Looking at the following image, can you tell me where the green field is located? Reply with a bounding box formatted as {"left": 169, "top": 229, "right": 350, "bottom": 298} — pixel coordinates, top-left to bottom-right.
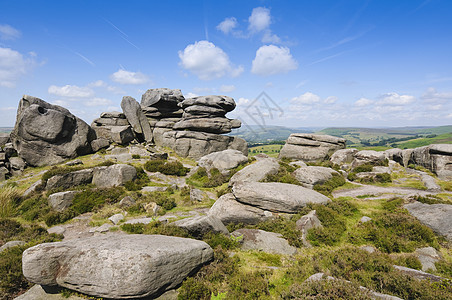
{"left": 248, "top": 144, "right": 283, "bottom": 157}
{"left": 395, "top": 132, "right": 452, "bottom": 149}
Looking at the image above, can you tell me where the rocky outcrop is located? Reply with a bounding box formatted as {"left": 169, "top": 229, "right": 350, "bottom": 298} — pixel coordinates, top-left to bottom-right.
{"left": 330, "top": 148, "right": 358, "bottom": 165}
{"left": 45, "top": 169, "right": 94, "bottom": 191}
{"left": 11, "top": 95, "right": 94, "bottom": 166}
{"left": 198, "top": 149, "right": 248, "bottom": 174}
{"left": 279, "top": 134, "right": 346, "bottom": 162}
{"left": 415, "top": 247, "right": 442, "bottom": 271}
{"left": 296, "top": 210, "right": 322, "bottom": 247}
{"left": 0, "top": 132, "right": 10, "bottom": 146}
{"left": 172, "top": 215, "right": 229, "bottom": 238}
{"left": 22, "top": 234, "right": 213, "bottom": 299}
{"left": 92, "top": 164, "right": 137, "bottom": 188}
{"left": 121, "top": 96, "right": 153, "bottom": 142}
{"left": 351, "top": 150, "right": 386, "bottom": 168}
{"left": 229, "top": 157, "right": 279, "bottom": 186}
{"left": 48, "top": 191, "right": 80, "bottom": 211}
{"left": 404, "top": 201, "right": 452, "bottom": 241}
{"left": 232, "top": 182, "right": 331, "bottom": 213}
{"left": 410, "top": 144, "right": 452, "bottom": 179}
{"left": 293, "top": 166, "right": 339, "bottom": 189}
{"left": 231, "top": 229, "right": 297, "bottom": 255}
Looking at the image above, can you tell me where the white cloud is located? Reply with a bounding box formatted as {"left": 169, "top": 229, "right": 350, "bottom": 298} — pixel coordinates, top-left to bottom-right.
{"left": 110, "top": 69, "right": 149, "bottom": 85}
{"left": 251, "top": 45, "right": 298, "bottom": 76}
{"left": 178, "top": 40, "right": 243, "bottom": 80}
{"left": 355, "top": 97, "right": 374, "bottom": 107}
{"left": 107, "top": 85, "right": 126, "bottom": 95}
{"left": 220, "top": 85, "right": 236, "bottom": 93}
{"left": 377, "top": 92, "right": 415, "bottom": 105}
{"left": 447, "top": 113, "right": 452, "bottom": 119}
{"left": 48, "top": 85, "right": 94, "bottom": 98}
{"left": 85, "top": 97, "right": 113, "bottom": 107}
{"left": 324, "top": 96, "right": 338, "bottom": 104}
{"left": 193, "top": 87, "right": 214, "bottom": 94}
{"left": 0, "top": 47, "right": 36, "bottom": 88}
{"left": 184, "top": 92, "right": 198, "bottom": 99}
{"left": 262, "top": 30, "right": 281, "bottom": 44}
{"left": 88, "top": 80, "right": 106, "bottom": 87}
{"left": 248, "top": 7, "right": 271, "bottom": 33}
{"left": 291, "top": 92, "right": 321, "bottom": 104}
{"left": 375, "top": 105, "right": 404, "bottom": 113}
{"left": 0, "top": 24, "right": 21, "bottom": 40}
{"left": 216, "top": 17, "right": 238, "bottom": 34}
{"left": 237, "top": 97, "right": 250, "bottom": 106}
{"left": 421, "top": 87, "right": 452, "bottom": 103}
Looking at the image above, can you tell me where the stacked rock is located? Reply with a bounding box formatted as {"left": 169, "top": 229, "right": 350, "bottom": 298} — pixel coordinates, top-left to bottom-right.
{"left": 279, "top": 134, "right": 346, "bottom": 162}
{"left": 91, "top": 112, "right": 134, "bottom": 145}
{"left": 140, "top": 88, "right": 184, "bottom": 145}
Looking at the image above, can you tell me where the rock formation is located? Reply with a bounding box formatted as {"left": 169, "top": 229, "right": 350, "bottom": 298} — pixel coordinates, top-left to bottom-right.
{"left": 11, "top": 95, "right": 95, "bottom": 166}
{"left": 279, "top": 133, "right": 346, "bottom": 162}
{"left": 91, "top": 111, "right": 134, "bottom": 145}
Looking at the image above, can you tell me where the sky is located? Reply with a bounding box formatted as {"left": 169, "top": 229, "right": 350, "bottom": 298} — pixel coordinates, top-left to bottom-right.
{"left": 1, "top": 0, "right": 452, "bottom": 129}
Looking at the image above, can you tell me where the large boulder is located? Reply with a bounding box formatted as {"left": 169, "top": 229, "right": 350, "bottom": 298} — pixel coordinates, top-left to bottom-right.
{"left": 279, "top": 134, "right": 346, "bottom": 162}
{"left": 92, "top": 164, "right": 137, "bottom": 187}
{"left": 351, "top": 150, "right": 386, "bottom": 168}
{"left": 293, "top": 166, "right": 339, "bottom": 189}
{"left": 231, "top": 229, "right": 297, "bottom": 255}
{"left": 330, "top": 148, "right": 358, "bottom": 165}
{"left": 45, "top": 169, "right": 94, "bottom": 191}
{"left": 121, "top": 96, "right": 153, "bottom": 142}
{"left": 208, "top": 193, "right": 273, "bottom": 225}
{"left": 172, "top": 215, "right": 229, "bottom": 238}
{"left": 11, "top": 95, "right": 94, "bottom": 166}
{"left": 404, "top": 201, "right": 452, "bottom": 241}
{"left": 232, "top": 182, "right": 331, "bottom": 213}
{"left": 0, "top": 132, "right": 10, "bottom": 146}
{"left": 48, "top": 191, "right": 80, "bottom": 211}
{"left": 178, "top": 95, "right": 236, "bottom": 112}
{"left": 173, "top": 117, "right": 234, "bottom": 134}
{"left": 22, "top": 234, "right": 213, "bottom": 299}
{"left": 411, "top": 144, "right": 452, "bottom": 180}
{"left": 198, "top": 149, "right": 248, "bottom": 174}
{"left": 141, "top": 88, "right": 184, "bottom": 108}
{"left": 229, "top": 157, "right": 279, "bottom": 186}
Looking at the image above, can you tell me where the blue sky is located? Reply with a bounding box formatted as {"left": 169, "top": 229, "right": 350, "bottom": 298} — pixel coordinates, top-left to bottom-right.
{"left": 1, "top": 0, "right": 451, "bottom": 128}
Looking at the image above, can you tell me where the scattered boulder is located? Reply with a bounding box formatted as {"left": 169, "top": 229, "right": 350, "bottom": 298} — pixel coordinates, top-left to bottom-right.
{"left": 279, "top": 134, "right": 346, "bottom": 162}
{"left": 108, "top": 213, "right": 125, "bottom": 225}
{"left": 208, "top": 193, "right": 273, "bottom": 225}
{"left": 229, "top": 157, "right": 279, "bottom": 186}
{"left": 92, "top": 164, "right": 137, "bottom": 188}
{"left": 330, "top": 148, "right": 358, "bottom": 165}
{"left": 296, "top": 210, "right": 322, "bottom": 247}
{"left": 198, "top": 149, "right": 248, "bottom": 174}
{"left": 48, "top": 191, "right": 80, "bottom": 211}
{"left": 90, "top": 138, "right": 110, "bottom": 152}
{"left": 360, "top": 216, "right": 372, "bottom": 223}
{"left": 293, "top": 166, "right": 339, "bottom": 189}
{"left": 45, "top": 169, "right": 94, "bottom": 191}
{"left": 0, "top": 240, "right": 25, "bottom": 252}
{"left": 143, "top": 202, "right": 160, "bottom": 215}
{"left": 119, "top": 196, "right": 136, "bottom": 208}
{"left": 231, "top": 229, "right": 297, "bottom": 255}
{"left": 352, "top": 150, "right": 386, "bottom": 168}
{"left": 409, "top": 144, "right": 452, "bottom": 180}
{"left": 121, "top": 96, "right": 153, "bottom": 142}
{"left": 415, "top": 247, "right": 442, "bottom": 272}
{"left": 22, "top": 234, "right": 213, "bottom": 299}
{"left": 14, "top": 284, "right": 85, "bottom": 300}
{"left": 404, "top": 201, "right": 452, "bottom": 241}
{"left": 110, "top": 125, "right": 135, "bottom": 145}
{"left": 65, "top": 159, "right": 83, "bottom": 166}
{"left": 190, "top": 188, "right": 205, "bottom": 202}
{"left": 393, "top": 265, "right": 445, "bottom": 282}
{"left": 0, "top": 132, "right": 10, "bottom": 146}
{"left": 232, "top": 182, "right": 331, "bottom": 213}
{"left": 11, "top": 95, "right": 94, "bottom": 166}
{"left": 172, "top": 215, "right": 229, "bottom": 238}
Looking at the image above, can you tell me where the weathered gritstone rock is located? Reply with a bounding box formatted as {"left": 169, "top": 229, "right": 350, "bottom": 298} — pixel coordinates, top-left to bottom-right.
{"left": 232, "top": 182, "right": 331, "bottom": 213}
{"left": 229, "top": 157, "right": 280, "bottom": 186}
{"left": 384, "top": 148, "right": 404, "bottom": 165}
{"left": 279, "top": 133, "right": 346, "bottom": 162}
{"left": 141, "top": 88, "right": 184, "bottom": 108}
{"left": 231, "top": 229, "right": 297, "bottom": 255}
{"left": 48, "top": 191, "right": 80, "bottom": 211}
{"left": 415, "top": 247, "right": 442, "bottom": 271}
{"left": 121, "top": 96, "right": 153, "bottom": 142}
{"left": 293, "top": 166, "right": 339, "bottom": 189}
{"left": 198, "top": 149, "right": 248, "bottom": 174}
{"left": 296, "top": 210, "right": 322, "bottom": 247}
{"left": 172, "top": 215, "right": 229, "bottom": 238}
{"left": 11, "top": 95, "right": 94, "bottom": 166}
{"left": 22, "top": 234, "right": 213, "bottom": 299}
{"left": 45, "top": 169, "right": 94, "bottom": 191}
{"left": 330, "top": 148, "right": 358, "bottom": 165}
{"left": 178, "top": 95, "right": 236, "bottom": 112}
{"left": 173, "top": 117, "right": 235, "bottom": 134}
{"left": 409, "top": 144, "right": 452, "bottom": 180}
{"left": 208, "top": 193, "right": 273, "bottom": 225}
{"left": 404, "top": 201, "right": 452, "bottom": 241}
{"left": 0, "top": 132, "right": 10, "bottom": 146}
{"left": 351, "top": 150, "right": 386, "bottom": 168}
{"left": 92, "top": 164, "right": 137, "bottom": 188}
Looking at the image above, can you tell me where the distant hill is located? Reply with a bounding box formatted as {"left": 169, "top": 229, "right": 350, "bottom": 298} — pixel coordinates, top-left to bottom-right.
{"left": 229, "top": 125, "right": 317, "bottom": 143}
{"left": 0, "top": 127, "right": 13, "bottom": 133}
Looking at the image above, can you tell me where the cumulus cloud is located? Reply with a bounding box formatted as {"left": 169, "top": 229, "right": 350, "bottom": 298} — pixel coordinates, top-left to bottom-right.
{"left": 216, "top": 17, "right": 238, "bottom": 34}
{"left": 220, "top": 84, "right": 236, "bottom": 93}
{"left": 248, "top": 7, "right": 271, "bottom": 33}
{"left": 324, "top": 96, "right": 338, "bottom": 104}
{"left": 251, "top": 45, "right": 298, "bottom": 76}
{"left": 0, "top": 24, "right": 21, "bottom": 40}
{"left": 291, "top": 92, "right": 321, "bottom": 104}
{"left": 355, "top": 97, "right": 374, "bottom": 107}
{"left": 421, "top": 87, "right": 452, "bottom": 103}
{"left": 85, "top": 97, "right": 113, "bottom": 107}
{"left": 178, "top": 40, "right": 243, "bottom": 80}
{"left": 184, "top": 92, "right": 198, "bottom": 99}
{"left": 48, "top": 85, "right": 95, "bottom": 98}
{"left": 377, "top": 92, "right": 415, "bottom": 105}
{"left": 0, "top": 47, "right": 36, "bottom": 88}
{"left": 110, "top": 69, "right": 149, "bottom": 85}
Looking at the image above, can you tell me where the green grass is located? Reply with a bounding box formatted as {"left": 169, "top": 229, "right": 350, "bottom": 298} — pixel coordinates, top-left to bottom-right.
{"left": 396, "top": 132, "right": 452, "bottom": 149}
{"left": 248, "top": 144, "right": 283, "bottom": 158}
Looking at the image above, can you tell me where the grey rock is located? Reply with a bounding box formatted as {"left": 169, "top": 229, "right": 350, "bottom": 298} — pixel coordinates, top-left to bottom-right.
{"left": 360, "top": 216, "right": 372, "bottom": 223}
{"left": 90, "top": 138, "right": 110, "bottom": 152}
{"left": 111, "top": 147, "right": 129, "bottom": 155}
{"left": 0, "top": 166, "right": 9, "bottom": 181}
{"left": 45, "top": 169, "right": 93, "bottom": 191}
{"left": 141, "top": 88, "right": 184, "bottom": 107}
{"left": 404, "top": 201, "right": 452, "bottom": 241}
{"left": 208, "top": 193, "right": 273, "bottom": 225}
{"left": 360, "top": 245, "right": 377, "bottom": 254}
{"left": 143, "top": 202, "right": 160, "bottom": 215}
{"left": 372, "top": 166, "right": 391, "bottom": 173}
{"left": 47, "top": 226, "right": 66, "bottom": 235}
{"left": 11, "top": 95, "right": 94, "bottom": 166}
{"left": 92, "top": 117, "right": 129, "bottom": 127}
{"left": 124, "top": 217, "right": 155, "bottom": 225}
{"left": 229, "top": 157, "right": 279, "bottom": 186}
{"left": 0, "top": 152, "right": 5, "bottom": 161}
{"left": 65, "top": 159, "right": 83, "bottom": 166}
{"left": 23, "top": 179, "right": 42, "bottom": 197}
{"left": 411, "top": 144, "right": 452, "bottom": 179}
{"left": 8, "top": 156, "right": 26, "bottom": 171}
{"left": 119, "top": 196, "right": 136, "bottom": 208}
{"left": 330, "top": 148, "right": 358, "bottom": 165}
{"left": 295, "top": 210, "right": 322, "bottom": 247}
{"left": 88, "top": 223, "right": 112, "bottom": 233}
{"left": 0, "top": 240, "right": 25, "bottom": 252}
{"left": 352, "top": 150, "right": 386, "bottom": 168}
{"left": 92, "top": 164, "right": 137, "bottom": 188}
{"left": 179, "top": 95, "right": 236, "bottom": 112}
{"left": 182, "top": 105, "right": 226, "bottom": 118}
{"left": 0, "top": 132, "right": 10, "bottom": 146}
{"left": 121, "top": 96, "right": 153, "bottom": 142}
{"left": 293, "top": 166, "right": 339, "bottom": 189}
{"left": 190, "top": 188, "right": 205, "bottom": 202}
{"left": 402, "top": 149, "right": 414, "bottom": 167}
{"left": 231, "top": 229, "right": 297, "bottom": 255}
{"left": 280, "top": 133, "right": 346, "bottom": 162}
{"left": 108, "top": 213, "right": 124, "bottom": 225}
{"left": 14, "top": 285, "right": 85, "bottom": 300}
{"left": 172, "top": 215, "right": 229, "bottom": 238}
{"left": 100, "top": 111, "right": 126, "bottom": 119}
{"left": 384, "top": 148, "right": 403, "bottom": 165}
{"left": 154, "top": 118, "right": 179, "bottom": 129}
{"left": 198, "top": 149, "right": 248, "bottom": 173}
{"left": 415, "top": 246, "right": 442, "bottom": 271}
{"left": 48, "top": 191, "right": 80, "bottom": 211}
{"left": 110, "top": 125, "right": 134, "bottom": 145}
{"left": 232, "top": 182, "right": 331, "bottom": 213}
{"left": 22, "top": 234, "right": 213, "bottom": 299}
{"left": 142, "top": 186, "right": 168, "bottom": 193}
{"left": 3, "top": 142, "right": 17, "bottom": 158}
{"left": 419, "top": 172, "right": 441, "bottom": 192}
{"left": 173, "top": 117, "right": 234, "bottom": 134}
{"left": 289, "top": 160, "right": 307, "bottom": 168}
{"left": 393, "top": 265, "right": 445, "bottom": 282}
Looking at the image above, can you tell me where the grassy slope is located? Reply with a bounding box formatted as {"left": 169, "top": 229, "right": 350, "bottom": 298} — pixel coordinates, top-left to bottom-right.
{"left": 395, "top": 132, "right": 452, "bottom": 149}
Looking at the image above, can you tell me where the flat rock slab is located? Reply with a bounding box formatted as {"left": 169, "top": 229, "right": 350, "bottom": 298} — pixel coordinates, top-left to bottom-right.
{"left": 22, "top": 234, "right": 213, "bottom": 299}
{"left": 232, "top": 182, "right": 330, "bottom": 213}
{"left": 231, "top": 229, "right": 297, "bottom": 255}
{"left": 404, "top": 201, "right": 452, "bottom": 241}
{"left": 172, "top": 215, "right": 229, "bottom": 237}
{"left": 229, "top": 158, "right": 279, "bottom": 186}
{"left": 198, "top": 149, "right": 248, "bottom": 173}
